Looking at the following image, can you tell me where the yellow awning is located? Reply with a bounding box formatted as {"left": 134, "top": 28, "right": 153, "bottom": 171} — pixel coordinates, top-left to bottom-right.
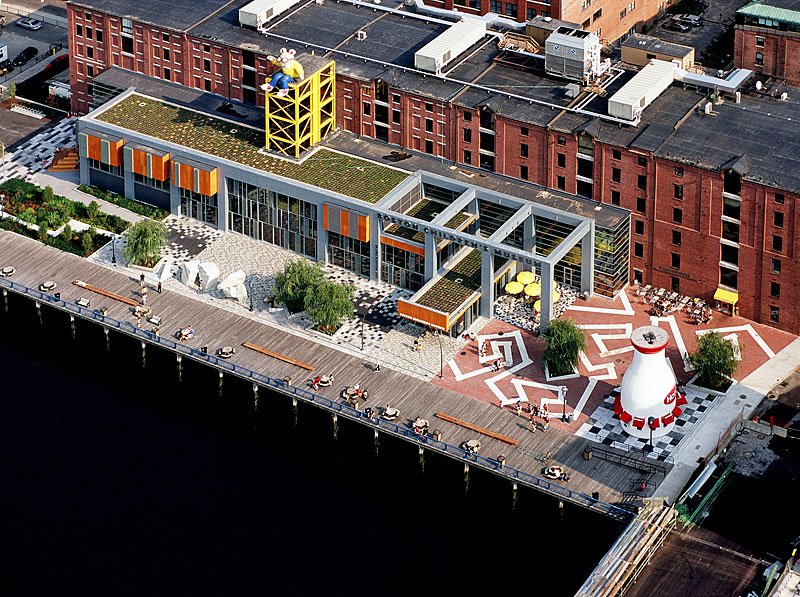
{"left": 714, "top": 288, "right": 738, "bottom": 305}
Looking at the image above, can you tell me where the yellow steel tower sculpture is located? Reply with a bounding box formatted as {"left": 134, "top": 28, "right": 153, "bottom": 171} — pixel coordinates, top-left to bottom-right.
{"left": 262, "top": 50, "right": 336, "bottom": 158}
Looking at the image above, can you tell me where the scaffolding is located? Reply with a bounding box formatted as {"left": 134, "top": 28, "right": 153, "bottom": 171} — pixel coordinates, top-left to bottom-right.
{"left": 264, "top": 61, "right": 336, "bottom": 158}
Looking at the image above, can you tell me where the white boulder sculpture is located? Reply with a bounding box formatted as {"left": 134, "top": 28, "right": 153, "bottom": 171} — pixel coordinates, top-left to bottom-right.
{"left": 180, "top": 260, "right": 201, "bottom": 288}
{"left": 198, "top": 262, "right": 220, "bottom": 291}
{"left": 218, "top": 270, "right": 249, "bottom": 305}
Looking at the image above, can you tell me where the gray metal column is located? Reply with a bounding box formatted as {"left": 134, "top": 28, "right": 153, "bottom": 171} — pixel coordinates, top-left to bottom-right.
{"left": 540, "top": 260, "right": 554, "bottom": 330}
{"left": 169, "top": 181, "right": 181, "bottom": 217}
{"left": 480, "top": 250, "right": 495, "bottom": 318}
{"left": 78, "top": 155, "right": 90, "bottom": 186}
{"left": 317, "top": 203, "right": 328, "bottom": 267}
{"left": 523, "top": 214, "right": 536, "bottom": 276}
{"left": 424, "top": 233, "right": 437, "bottom": 283}
{"left": 369, "top": 213, "right": 381, "bottom": 281}
{"left": 581, "top": 222, "right": 595, "bottom": 296}
{"left": 217, "top": 173, "right": 228, "bottom": 231}
{"left": 122, "top": 149, "right": 135, "bottom": 200}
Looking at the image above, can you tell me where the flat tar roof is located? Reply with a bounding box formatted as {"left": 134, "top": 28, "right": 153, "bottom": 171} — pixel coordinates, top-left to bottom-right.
{"left": 621, "top": 34, "right": 694, "bottom": 59}
{"left": 69, "top": 0, "right": 234, "bottom": 32}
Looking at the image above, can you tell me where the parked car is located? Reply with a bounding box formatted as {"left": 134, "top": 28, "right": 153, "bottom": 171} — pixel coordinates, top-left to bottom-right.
{"left": 16, "top": 17, "right": 43, "bottom": 31}
{"left": 680, "top": 14, "right": 704, "bottom": 27}
{"left": 12, "top": 46, "right": 39, "bottom": 67}
{"left": 664, "top": 20, "right": 691, "bottom": 32}
{"left": 0, "top": 60, "right": 14, "bottom": 76}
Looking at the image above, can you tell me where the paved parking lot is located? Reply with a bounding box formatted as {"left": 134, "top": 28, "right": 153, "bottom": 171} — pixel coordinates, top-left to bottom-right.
{"left": 1, "top": 9, "right": 68, "bottom": 83}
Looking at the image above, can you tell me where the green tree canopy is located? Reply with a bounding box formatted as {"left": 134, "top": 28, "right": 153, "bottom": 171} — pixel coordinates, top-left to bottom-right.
{"left": 273, "top": 259, "right": 326, "bottom": 313}
{"left": 690, "top": 331, "right": 738, "bottom": 390}
{"left": 542, "top": 318, "right": 586, "bottom": 377}
{"left": 123, "top": 219, "right": 167, "bottom": 267}
{"left": 304, "top": 280, "right": 355, "bottom": 331}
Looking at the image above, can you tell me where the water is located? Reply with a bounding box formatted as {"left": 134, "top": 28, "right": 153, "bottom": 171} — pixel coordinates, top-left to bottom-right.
{"left": 0, "top": 293, "right": 623, "bottom": 595}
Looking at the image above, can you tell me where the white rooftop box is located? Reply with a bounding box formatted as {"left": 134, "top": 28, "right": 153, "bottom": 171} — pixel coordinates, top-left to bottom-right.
{"left": 608, "top": 60, "right": 678, "bottom": 121}
{"left": 414, "top": 18, "right": 487, "bottom": 74}
{"left": 238, "top": 0, "right": 301, "bottom": 28}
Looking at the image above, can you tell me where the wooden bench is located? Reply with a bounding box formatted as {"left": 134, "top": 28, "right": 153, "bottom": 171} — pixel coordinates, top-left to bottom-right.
{"left": 434, "top": 411, "right": 518, "bottom": 446}
{"left": 73, "top": 279, "right": 139, "bottom": 307}
{"left": 242, "top": 341, "right": 316, "bottom": 371}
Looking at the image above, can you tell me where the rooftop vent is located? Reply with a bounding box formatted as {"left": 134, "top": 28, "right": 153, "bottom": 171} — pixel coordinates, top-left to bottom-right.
{"left": 239, "top": 0, "right": 302, "bottom": 28}
{"left": 356, "top": 30, "right": 367, "bottom": 41}
{"left": 414, "top": 17, "right": 487, "bottom": 74}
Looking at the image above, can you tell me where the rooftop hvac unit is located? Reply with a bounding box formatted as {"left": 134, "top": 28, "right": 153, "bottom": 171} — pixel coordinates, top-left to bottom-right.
{"left": 414, "top": 17, "right": 487, "bottom": 74}
{"left": 544, "top": 26, "right": 601, "bottom": 82}
{"left": 357, "top": 30, "right": 367, "bottom": 41}
{"left": 239, "top": 0, "right": 302, "bottom": 28}
{"left": 704, "top": 101, "right": 713, "bottom": 114}
{"left": 607, "top": 59, "right": 678, "bottom": 121}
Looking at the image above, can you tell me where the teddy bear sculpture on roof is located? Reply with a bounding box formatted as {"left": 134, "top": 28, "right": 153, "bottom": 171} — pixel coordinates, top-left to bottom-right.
{"left": 261, "top": 47, "right": 305, "bottom": 97}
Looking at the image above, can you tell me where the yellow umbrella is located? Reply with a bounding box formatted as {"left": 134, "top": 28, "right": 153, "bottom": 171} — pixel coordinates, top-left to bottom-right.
{"left": 516, "top": 271, "right": 535, "bottom": 285}
{"left": 505, "top": 281, "right": 524, "bottom": 295}
{"left": 553, "top": 289, "right": 561, "bottom": 302}
{"left": 534, "top": 299, "right": 541, "bottom": 312}
{"left": 524, "top": 282, "right": 541, "bottom": 297}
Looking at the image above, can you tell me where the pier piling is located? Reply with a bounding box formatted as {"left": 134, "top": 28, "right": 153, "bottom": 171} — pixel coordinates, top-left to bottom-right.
{"left": 332, "top": 413, "right": 338, "bottom": 439}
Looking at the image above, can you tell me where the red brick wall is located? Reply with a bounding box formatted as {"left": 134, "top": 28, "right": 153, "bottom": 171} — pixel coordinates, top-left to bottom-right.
{"left": 735, "top": 27, "right": 800, "bottom": 87}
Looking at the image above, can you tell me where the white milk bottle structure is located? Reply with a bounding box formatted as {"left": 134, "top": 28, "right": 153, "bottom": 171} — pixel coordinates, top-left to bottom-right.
{"left": 615, "top": 326, "right": 687, "bottom": 439}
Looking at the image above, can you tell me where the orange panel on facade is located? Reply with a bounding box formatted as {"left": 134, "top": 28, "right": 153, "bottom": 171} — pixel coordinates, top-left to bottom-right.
{"left": 398, "top": 300, "right": 449, "bottom": 331}
{"left": 106, "top": 138, "right": 123, "bottom": 167}
{"left": 86, "top": 135, "right": 102, "bottom": 161}
{"left": 380, "top": 236, "right": 425, "bottom": 256}
{"left": 150, "top": 153, "right": 170, "bottom": 181}
{"left": 357, "top": 215, "right": 370, "bottom": 242}
{"left": 197, "top": 168, "right": 217, "bottom": 196}
{"left": 132, "top": 149, "right": 148, "bottom": 176}
{"left": 178, "top": 163, "right": 194, "bottom": 191}
{"left": 340, "top": 209, "right": 350, "bottom": 238}
{"left": 323, "top": 204, "right": 329, "bottom": 230}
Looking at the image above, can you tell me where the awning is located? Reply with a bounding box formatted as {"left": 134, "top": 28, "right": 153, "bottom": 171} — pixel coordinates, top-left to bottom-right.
{"left": 620, "top": 411, "right": 633, "bottom": 423}
{"left": 714, "top": 287, "right": 738, "bottom": 305}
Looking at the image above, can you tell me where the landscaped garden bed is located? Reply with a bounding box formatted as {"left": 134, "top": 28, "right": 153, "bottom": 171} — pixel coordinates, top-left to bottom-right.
{"left": 78, "top": 184, "right": 170, "bottom": 220}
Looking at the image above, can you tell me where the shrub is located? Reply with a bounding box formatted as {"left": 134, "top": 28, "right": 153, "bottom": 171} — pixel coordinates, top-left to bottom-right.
{"left": 80, "top": 230, "right": 94, "bottom": 255}
{"left": 17, "top": 207, "right": 37, "bottom": 224}
{"left": 42, "top": 185, "right": 55, "bottom": 203}
{"left": 690, "top": 332, "right": 738, "bottom": 391}
{"left": 77, "top": 185, "right": 169, "bottom": 220}
{"left": 86, "top": 200, "right": 100, "bottom": 221}
{"left": 542, "top": 318, "right": 586, "bottom": 377}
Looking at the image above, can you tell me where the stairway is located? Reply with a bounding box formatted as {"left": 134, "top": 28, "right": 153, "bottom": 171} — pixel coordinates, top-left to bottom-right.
{"left": 49, "top": 147, "right": 79, "bottom": 172}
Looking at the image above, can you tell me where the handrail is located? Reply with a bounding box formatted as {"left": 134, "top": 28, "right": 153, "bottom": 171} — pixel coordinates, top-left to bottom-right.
{"left": 0, "top": 276, "right": 634, "bottom": 521}
{"left": 586, "top": 443, "right": 668, "bottom": 476}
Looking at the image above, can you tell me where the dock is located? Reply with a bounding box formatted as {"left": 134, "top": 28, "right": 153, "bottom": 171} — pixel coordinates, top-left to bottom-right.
{"left": 0, "top": 230, "right": 671, "bottom": 520}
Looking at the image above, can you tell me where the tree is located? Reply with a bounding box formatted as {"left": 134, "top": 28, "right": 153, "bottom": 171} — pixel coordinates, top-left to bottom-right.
{"left": 7, "top": 82, "right": 16, "bottom": 100}
{"left": 304, "top": 280, "right": 355, "bottom": 332}
{"left": 273, "top": 259, "right": 326, "bottom": 313}
{"left": 123, "top": 219, "right": 167, "bottom": 267}
{"left": 690, "top": 332, "right": 738, "bottom": 390}
{"left": 542, "top": 318, "right": 586, "bottom": 377}
{"left": 86, "top": 200, "right": 100, "bottom": 222}
{"left": 80, "top": 230, "right": 94, "bottom": 255}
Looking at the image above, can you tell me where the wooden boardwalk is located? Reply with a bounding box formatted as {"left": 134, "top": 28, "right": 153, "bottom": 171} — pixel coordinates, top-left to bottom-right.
{"left": 0, "top": 230, "right": 670, "bottom": 518}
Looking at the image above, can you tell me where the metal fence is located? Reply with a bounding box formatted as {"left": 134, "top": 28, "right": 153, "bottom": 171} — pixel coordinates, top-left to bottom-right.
{"left": 0, "top": 275, "right": 634, "bottom": 521}
{"left": 0, "top": 6, "right": 68, "bottom": 28}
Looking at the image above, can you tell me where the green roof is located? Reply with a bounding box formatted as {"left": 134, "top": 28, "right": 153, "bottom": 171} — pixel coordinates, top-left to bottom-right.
{"left": 416, "top": 249, "right": 482, "bottom": 313}
{"left": 95, "top": 93, "right": 409, "bottom": 204}
{"left": 738, "top": 2, "right": 800, "bottom": 26}
{"left": 384, "top": 198, "right": 474, "bottom": 243}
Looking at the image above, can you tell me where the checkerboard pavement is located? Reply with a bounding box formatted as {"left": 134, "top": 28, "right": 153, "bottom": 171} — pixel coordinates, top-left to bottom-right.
{"left": 162, "top": 215, "right": 224, "bottom": 264}
{"left": 575, "top": 389, "right": 717, "bottom": 460}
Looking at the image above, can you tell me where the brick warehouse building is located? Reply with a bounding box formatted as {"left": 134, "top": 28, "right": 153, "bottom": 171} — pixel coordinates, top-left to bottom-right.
{"left": 67, "top": 0, "right": 800, "bottom": 334}
{"left": 734, "top": 0, "right": 800, "bottom": 87}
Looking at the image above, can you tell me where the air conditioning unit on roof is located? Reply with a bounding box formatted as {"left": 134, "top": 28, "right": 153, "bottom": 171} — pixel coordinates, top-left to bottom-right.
{"left": 239, "top": 0, "right": 302, "bottom": 28}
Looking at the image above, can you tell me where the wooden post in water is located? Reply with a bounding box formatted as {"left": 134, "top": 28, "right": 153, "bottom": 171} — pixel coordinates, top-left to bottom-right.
{"left": 104, "top": 326, "right": 110, "bottom": 351}
{"left": 418, "top": 445, "right": 425, "bottom": 474}
{"left": 373, "top": 427, "right": 380, "bottom": 457}
{"left": 69, "top": 314, "right": 76, "bottom": 340}
{"left": 512, "top": 481, "right": 518, "bottom": 511}
{"left": 292, "top": 397, "right": 298, "bottom": 426}
{"left": 464, "top": 461, "right": 470, "bottom": 494}
{"left": 35, "top": 301, "right": 42, "bottom": 325}
{"left": 176, "top": 354, "right": 182, "bottom": 382}
{"left": 331, "top": 413, "right": 338, "bottom": 440}
{"left": 140, "top": 341, "right": 146, "bottom": 367}
{"left": 2, "top": 288, "right": 7, "bottom": 312}
{"left": 252, "top": 384, "right": 259, "bottom": 412}
{"left": 218, "top": 371, "right": 224, "bottom": 397}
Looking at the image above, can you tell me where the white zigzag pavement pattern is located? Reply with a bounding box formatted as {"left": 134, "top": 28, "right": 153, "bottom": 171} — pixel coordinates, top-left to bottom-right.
{"left": 650, "top": 314, "right": 693, "bottom": 371}
{"left": 567, "top": 289, "right": 635, "bottom": 315}
{"left": 696, "top": 324, "right": 774, "bottom": 359}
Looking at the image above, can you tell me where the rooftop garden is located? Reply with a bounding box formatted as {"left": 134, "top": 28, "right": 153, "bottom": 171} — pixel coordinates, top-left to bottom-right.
{"left": 416, "top": 248, "right": 482, "bottom": 313}
{"left": 95, "top": 94, "right": 409, "bottom": 204}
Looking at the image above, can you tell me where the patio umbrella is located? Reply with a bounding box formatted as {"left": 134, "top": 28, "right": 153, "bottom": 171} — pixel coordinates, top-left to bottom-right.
{"left": 516, "top": 271, "right": 535, "bottom": 285}
{"left": 524, "top": 282, "right": 541, "bottom": 297}
{"left": 505, "top": 281, "right": 524, "bottom": 295}
{"left": 533, "top": 299, "right": 541, "bottom": 312}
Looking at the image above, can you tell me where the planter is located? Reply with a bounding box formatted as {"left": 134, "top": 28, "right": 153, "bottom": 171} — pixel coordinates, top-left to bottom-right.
{"left": 544, "top": 360, "right": 579, "bottom": 381}
{"left": 685, "top": 372, "right": 734, "bottom": 396}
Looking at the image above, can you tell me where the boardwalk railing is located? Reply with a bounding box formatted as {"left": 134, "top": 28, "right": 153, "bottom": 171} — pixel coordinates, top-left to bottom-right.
{"left": 0, "top": 277, "right": 634, "bottom": 521}
{"left": 586, "top": 444, "right": 669, "bottom": 476}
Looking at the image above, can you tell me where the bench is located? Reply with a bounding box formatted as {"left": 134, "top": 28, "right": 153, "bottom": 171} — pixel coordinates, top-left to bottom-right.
{"left": 242, "top": 341, "right": 316, "bottom": 371}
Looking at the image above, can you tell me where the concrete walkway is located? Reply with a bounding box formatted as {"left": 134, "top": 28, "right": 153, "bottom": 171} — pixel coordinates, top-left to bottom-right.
{"left": 655, "top": 335, "right": 800, "bottom": 502}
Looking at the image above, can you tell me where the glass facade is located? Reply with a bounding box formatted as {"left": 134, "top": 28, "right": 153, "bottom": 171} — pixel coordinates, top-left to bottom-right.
{"left": 134, "top": 172, "right": 168, "bottom": 191}
{"left": 180, "top": 187, "right": 218, "bottom": 226}
{"left": 594, "top": 218, "right": 630, "bottom": 297}
{"left": 535, "top": 216, "right": 582, "bottom": 288}
{"left": 88, "top": 158, "right": 122, "bottom": 177}
{"left": 226, "top": 179, "right": 317, "bottom": 258}
{"left": 381, "top": 243, "right": 425, "bottom": 291}
{"left": 328, "top": 231, "right": 369, "bottom": 277}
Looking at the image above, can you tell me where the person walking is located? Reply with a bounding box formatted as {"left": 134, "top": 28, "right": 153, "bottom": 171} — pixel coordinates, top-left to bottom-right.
{"left": 140, "top": 273, "right": 145, "bottom": 288}
{"left": 157, "top": 281, "right": 162, "bottom": 294}
{"left": 373, "top": 362, "right": 381, "bottom": 372}
{"left": 413, "top": 338, "right": 420, "bottom": 352}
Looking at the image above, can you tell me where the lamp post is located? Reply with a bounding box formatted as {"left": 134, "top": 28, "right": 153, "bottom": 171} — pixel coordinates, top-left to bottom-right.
{"left": 111, "top": 234, "right": 117, "bottom": 264}
{"left": 1, "top": 142, "right": 6, "bottom": 183}
{"left": 645, "top": 416, "right": 655, "bottom": 452}
{"left": 435, "top": 329, "right": 443, "bottom": 379}
{"left": 0, "top": 193, "right": 5, "bottom": 219}
{"left": 560, "top": 386, "right": 568, "bottom": 422}
{"left": 360, "top": 312, "right": 365, "bottom": 351}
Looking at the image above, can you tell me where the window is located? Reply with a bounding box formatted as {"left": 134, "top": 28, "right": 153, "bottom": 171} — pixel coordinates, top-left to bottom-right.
{"left": 612, "top": 149, "right": 621, "bottom": 160}
{"left": 755, "top": 36, "right": 765, "bottom": 47}
{"left": 720, "top": 243, "right": 738, "bottom": 265}
{"left": 770, "top": 281, "right": 780, "bottom": 298}
{"left": 775, "top": 193, "right": 784, "bottom": 204}
{"left": 87, "top": 46, "right": 93, "bottom": 59}
{"left": 634, "top": 220, "right": 644, "bottom": 235}
{"left": 505, "top": 2, "right": 518, "bottom": 17}
{"left": 675, "top": 166, "right": 684, "bottom": 177}
{"left": 578, "top": 133, "right": 593, "bottom": 156}
{"left": 771, "top": 258, "right": 781, "bottom": 274}
{"left": 636, "top": 197, "right": 646, "bottom": 214}
{"left": 619, "top": 8, "right": 627, "bottom": 18}
{"left": 633, "top": 268, "right": 643, "bottom": 283}
{"left": 425, "top": 140, "right": 434, "bottom": 154}
{"left": 611, "top": 190, "right": 620, "bottom": 205}
{"left": 425, "top": 118, "right": 433, "bottom": 133}
{"left": 673, "top": 184, "right": 683, "bottom": 200}
{"left": 557, "top": 136, "right": 566, "bottom": 146}
{"left": 755, "top": 52, "right": 764, "bottom": 66}
{"left": 87, "top": 64, "right": 94, "bottom": 77}
{"left": 577, "top": 157, "right": 593, "bottom": 179}
{"left": 392, "top": 94, "right": 400, "bottom": 104}
{"left": 723, "top": 195, "right": 741, "bottom": 220}
{"left": 557, "top": 153, "right": 566, "bottom": 168}
{"left": 770, "top": 306, "right": 780, "bottom": 323}
{"left": 86, "top": 26, "right": 93, "bottom": 39}
{"left": 634, "top": 242, "right": 644, "bottom": 258}
{"left": 204, "top": 79, "right": 211, "bottom": 91}
{"left": 163, "top": 47, "right": 170, "bottom": 61}
{"left": 773, "top": 235, "right": 783, "bottom": 252}
{"left": 671, "top": 253, "right": 681, "bottom": 269}
{"left": 612, "top": 167, "right": 621, "bottom": 183}
{"left": 490, "top": 0, "right": 502, "bottom": 11}
{"left": 76, "top": 24, "right": 83, "bottom": 37}
{"left": 521, "top": 126, "right": 529, "bottom": 136}
{"left": 122, "top": 35, "right": 134, "bottom": 54}
{"left": 673, "top": 207, "right": 682, "bottom": 224}
{"left": 363, "top": 102, "right": 371, "bottom": 116}
{"left": 637, "top": 174, "right": 647, "bottom": 190}
{"left": 720, "top": 266, "right": 738, "bottom": 289}
{"left": 722, "top": 220, "right": 739, "bottom": 242}
{"left": 392, "top": 110, "right": 400, "bottom": 124}
{"left": 774, "top": 211, "right": 784, "bottom": 227}
{"left": 163, "top": 67, "right": 170, "bottom": 81}
{"left": 463, "top": 111, "right": 472, "bottom": 122}
{"left": 121, "top": 18, "right": 133, "bottom": 35}
{"left": 672, "top": 230, "right": 681, "bottom": 246}
{"left": 162, "top": 32, "right": 169, "bottom": 42}
{"left": 425, "top": 102, "right": 433, "bottom": 112}
{"left": 203, "top": 43, "right": 211, "bottom": 53}
{"left": 520, "top": 165, "right": 528, "bottom": 180}
{"left": 671, "top": 276, "right": 680, "bottom": 292}
{"left": 520, "top": 143, "right": 529, "bottom": 158}
{"left": 527, "top": 8, "right": 537, "bottom": 19}
{"left": 593, "top": 8, "right": 602, "bottom": 20}
{"left": 637, "top": 156, "right": 647, "bottom": 167}
{"left": 204, "top": 58, "right": 211, "bottom": 72}
{"left": 97, "top": 29, "right": 103, "bottom": 43}
{"left": 463, "top": 150, "right": 472, "bottom": 164}
{"left": 557, "top": 176, "right": 566, "bottom": 190}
